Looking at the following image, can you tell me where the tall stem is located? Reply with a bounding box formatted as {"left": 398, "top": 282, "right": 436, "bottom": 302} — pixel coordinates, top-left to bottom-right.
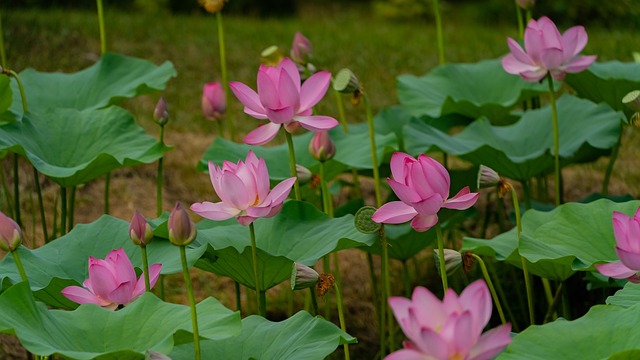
{"left": 235, "top": 281, "right": 242, "bottom": 313}
{"left": 432, "top": 0, "right": 445, "bottom": 65}
{"left": 402, "top": 260, "right": 411, "bottom": 298}
{"left": 511, "top": 186, "right": 535, "bottom": 325}
{"left": 13, "top": 155, "right": 21, "bottom": 228}
{"left": 11, "top": 249, "right": 28, "bottom": 283}
{"left": 249, "top": 223, "right": 265, "bottom": 316}
{"left": 334, "top": 282, "right": 351, "bottom": 360}
{"left": 515, "top": 2, "right": 524, "bottom": 39}
{"left": 333, "top": 90, "right": 349, "bottom": 133}
{"left": 547, "top": 75, "right": 561, "bottom": 207}
{"left": 602, "top": 123, "right": 623, "bottom": 195}
{"left": 96, "top": 0, "right": 106, "bottom": 54}
{"left": 7, "top": 70, "right": 28, "bottom": 113}
{"left": 180, "top": 245, "right": 200, "bottom": 360}
{"left": 363, "top": 93, "right": 382, "bottom": 208}
{"left": 0, "top": 13, "right": 6, "bottom": 68}
{"left": 32, "top": 167, "right": 48, "bottom": 242}
{"left": 216, "top": 11, "right": 234, "bottom": 141}
{"left": 436, "top": 224, "right": 448, "bottom": 291}
{"left": 104, "top": 172, "right": 110, "bottom": 214}
{"left": 157, "top": 125, "right": 165, "bottom": 217}
{"left": 141, "top": 246, "right": 151, "bottom": 292}
{"left": 68, "top": 186, "right": 76, "bottom": 231}
{"left": 284, "top": 131, "right": 301, "bottom": 201}
{"left": 471, "top": 254, "right": 507, "bottom": 324}
{"left": 60, "top": 186, "right": 67, "bottom": 236}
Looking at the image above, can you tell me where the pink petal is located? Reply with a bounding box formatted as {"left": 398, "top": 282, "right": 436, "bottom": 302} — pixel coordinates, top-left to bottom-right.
{"left": 561, "top": 26, "right": 588, "bottom": 59}
{"left": 410, "top": 213, "right": 439, "bottom": 232}
{"left": 410, "top": 286, "right": 446, "bottom": 330}
{"left": 540, "top": 47, "right": 564, "bottom": 70}
{"left": 469, "top": 324, "right": 512, "bottom": 360}
{"left": 266, "top": 106, "right": 295, "bottom": 124}
{"left": 190, "top": 201, "right": 241, "bottom": 221}
{"left": 229, "top": 82, "right": 266, "bottom": 116}
{"left": 563, "top": 55, "right": 596, "bottom": 74}
{"left": 616, "top": 247, "right": 640, "bottom": 271}
{"left": 418, "top": 155, "right": 450, "bottom": 199}
{"left": 537, "top": 16, "right": 562, "bottom": 49}
{"left": 132, "top": 263, "right": 163, "bottom": 299}
{"left": 254, "top": 156, "right": 271, "bottom": 203}
{"left": 277, "top": 67, "right": 300, "bottom": 109}
{"left": 417, "top": 328, "right": 449, "bottom": 359}
{"left": 61, "top": 286, "right": 109, "bottom": 307}
{"left": 384, "top": 349, "right": 428, "bottom": 360}
{"left": 87, "top": 261, "right": 119, "bottom": 300}
{"left": 372, "top": 201, "right": 418, "bottom": 224}
{"left": 263, "top": 177, "right": 296, "bottom": 206}
{"left": 411, "top": 194, "right": 444, "bottom": 215}
{"left": 294, "top": 115, "right": 339, "bottom": 131}
{"left": 524, "top": 20, "right": 544, "bottom": 64}
{"left": 236, "top": 215, "right": 257, "bottom": 226}
{"left": 388, "top": 179, "right": 422, "bottom": 204}
{"left": 244, "top": 107, "right": 268, "bottom": 120}
{"left": 219, "top": 171, "right": 252, "bottom": 210}
{"left": 111, "top": 249, "right": 137, "bottom": 285}
{"left": 388, "top": 296, "right": 413, "bottom": 335}
{"left": 390, "top": 152, "right": 415, "bottom": 183}
{"left": 443, "top": 187, "right": 479, "bottom": 210}
{"left": 506, "top": 38, "right": 534, "bottom": 65}
{"left": 299, "top": 71, "right": 331, "bottom": 111}
{"left": 520, "top": 68, "right": 549, "bottom": 82}
{"left": 243, "top": 122, "right": 282, "bottom": 146}
{"left": 257, "top": 67, "right": 281, "bottom": 109}
{"left": 450, "top": 311, "right": 477, "bottom": 355}
{"left": 460, "top": 279, "right": 492, "bottom": 333}
{"left": 279, "top": 58, "right": 301, "bottom": 92}
{"left": 501, "top": 55, "right": 543, "bottom": 78}
{"left": 595, "top": 261, "right": 636, "bottom": 279}
{"left": 108, "top": 280, "right": 137, "bottom": 305}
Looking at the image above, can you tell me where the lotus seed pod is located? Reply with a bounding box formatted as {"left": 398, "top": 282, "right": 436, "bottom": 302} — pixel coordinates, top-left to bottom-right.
{"left": 296, "top": 164, "right": 313, "bottom": 186}
{"left": 291, "top": 262, "right": 319, "bottom": 290}
{"left": 623, "top": 90, "right": 640, "bottom": 112}
{"left": 433, "top": 249, "right": 463, "bottom": 276}
{"left": 261, "top": 45, "right": 283, "bottom": 66}
{"left": 355, "top": 206, "right": 381, "bottom": 234}
{"left": 333, "top": 68, "right": 360, "bottom": 94}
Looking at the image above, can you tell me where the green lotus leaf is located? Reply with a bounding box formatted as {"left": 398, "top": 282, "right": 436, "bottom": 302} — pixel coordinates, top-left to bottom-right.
{"left": 0, "top": 282, "right": 240, "bottom": 360}
{"left": 9, "top": 52, "right": 176, "bottom": 117}
{"left": 0, "top": 107, "right": 167, "bottom": 187}
{"left": 566, "top": 61, "right": 640, "bottom": 118}
{"left": 170, "top": 311, "right": 355, "bottom": 360}
{"left": 498, "top": 302, "right": 640, "bottom": 359}
{"left": 0, "top": 215, "right": 207, "bottom": 308}
{"left": 404, "top": 95, "right": 623, "bottom": 181}
{"left": 189, "top": 200, "right": 376, "bottom": 290}
{"left": 606, "top": 282, "right": 640, "bottom": 308}
{"left": 0, "top": 76, "right": 11, "bottom": 114}
{"left": 397, "top": 58, "right": 551, "bottom": 124}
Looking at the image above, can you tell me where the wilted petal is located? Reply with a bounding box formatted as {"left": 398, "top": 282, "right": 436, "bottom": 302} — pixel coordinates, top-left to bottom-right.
{"left": 190, "top": 201, "right": 241, "bottom": 221}
{"left": 229, "top": 82, "right": 265, "bottom": 116}
{"left": 469, "top": 324, "right": 512, "bottom": 360}
{"left": 410, "top": 213, "right": 439, "bottom": 232}
{"left": 243, "top": 122, "right": 282, "bottom": 146}
{"left": 372, "top": 201, "right": 417, "bottom": 224}
{"left": 595, "top": 261, "right": 636, "bottom": 279}
{"left": 443, "top": 187, "right": 479, "bottom": 210}
{"left": 295, "top": 115, "right": 339, "bottom": 131}
{"left": 299, "top": 71, "right": 332, "bottom": 111}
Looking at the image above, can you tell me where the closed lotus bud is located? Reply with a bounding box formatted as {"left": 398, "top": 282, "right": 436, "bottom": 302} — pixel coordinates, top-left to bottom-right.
{"left": 290, "top": 32, "right": 313, "bottom": 65}
{"left": 309, "top": 131, "right": 336, "bottom": 162}
{"left": 515, "top": 0, "right": 535, "bottom": 10}
{"left": 291, "top": 262, "right": 319, "bottom": 290}
{"left": 261, "top": 45, "right": 283, "bottom": 66}
{"left": 130, "top": 211, "right": 153, "bottom": 247}
{"left": 296, "top": 164, "right": 312, "bottom": 185}
{"left": 202, "top": 82, "right": 226, "bottom": 121}
{"left": 333, "top": 68, "right": 360, "bottom": 94}
{"left": 199, "top": 0, "right": 225, "bottom": 13}
{"left": 433, "top": 249, "right": 463, "bottom": 276}
{"left": 154, "top": 97, "right": 169, "bottom": 126}
{"left": 168, "top": 203, "right": 196, "bottom": 246}
{"left": 0, "top": 211, "right": 22, "bottom": 252}
{"left": 623, "top": 90, "right": 640, "bottom": 113}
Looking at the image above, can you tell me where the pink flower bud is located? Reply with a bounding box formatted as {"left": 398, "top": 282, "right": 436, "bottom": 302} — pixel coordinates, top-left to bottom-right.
{"left": 129, "top": 210, "right": 153, "bottom": 247}
{"left": 168, "top": 203, "right": 196, "bottom": 246}
{"left": 309, "top": 131, "right": 336, "bottom": 162}
{"left": 290, "top": 32, "right": 313, "bottom": 65}
{"left": 153, "top": 97, "right": 169, "bottom": 126}
{"left": 202, "top": 82, "right": 226, "bottom": 121}
{"left": 0, "top": 211, "right": 21, "bottom": 252}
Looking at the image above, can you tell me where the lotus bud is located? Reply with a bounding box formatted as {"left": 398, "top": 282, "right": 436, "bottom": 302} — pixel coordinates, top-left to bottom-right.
{"left": 291, "top": 262, "right": 319, "bottom": 290}
{"left": 153, "top": 97, "right": 169, "bottom": 126}
{"left": 199, "top": 0, "right": 225, "bottom": 13}
{"left": 515, "top": 0, "right": 535, "bottom": 10}
{"left": 0, "top": 211, "right": 22, "bottom": 252}
{"left": 296, "top": 164, "right": 312, "bottom": 185}
{"left": 168, "top": 203, "right": 196, "bottom": 246}
{"left": 202, "top": 82, "right": 226, "bottom": 121}
{"left": 309, "top": 131, "right": 336, "bottom": 162}
{"left": 130, "top": 211, "right": 153, "bottom": 247}
{"left": 261, "top": 45, "right": 283, "bottom": 66}
{"left": 477, "top": 165, "right": 512, "bottom": 198}
{"left": 290, "top": 32, "right": 313, "bottom": 65}
{"left": 433, "top": 249, "right": 463, "bottom": 276}
{"left": 333, "top": 68, "right": 360, "bottom": 95}
{"left": 623, "top": 90, "right": 640, "bottom": 113}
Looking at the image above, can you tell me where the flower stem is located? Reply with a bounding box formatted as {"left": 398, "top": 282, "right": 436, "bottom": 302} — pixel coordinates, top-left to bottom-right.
{"left": 602, "top": 123, "right": 623, "bottom": 195}
{"left": 432, "top": 0, "right": 445, "bottom": 65}
{"left": 320, "top": 162, "right": 333, "bottom": 217}
{"left": 104, "top": 172, "right": 110, "bottom": 214}
{"left": 380, "top": 226, "right": 394, "bottom": 352}
{"left": 334, "top": 282, "right": 351, "bottom": 360}
{"left": 68, "top": 186, "right": 76, "bottom": 231}
{"left": 363, "top": 93, "right": 382, "bottom": 208}
{"left": 235, "top": 281, "right": 242, "bottom": 314}
{"left": 284, "top": 131, "right": 301, "bottom": 201}
{"left": 0, "top": 14, "right": 6, "bottom": 68}
{"left": 515, "top": 1, "right": 524, "bottom": 39}
{"left": 216, "top": 11, "right": 234, "bottom": 141}
{"left": 510, "top": 186, "right": 535, "bottom": 325}
{"left": 157, "top": 125, "right": 165, "bottom": 217}
{"left": 249, "top": 223, "right": 265, "bottom": 316}
{"left": 141, "top": 246, "right": 151, "bottom": 292}
{"left": 402, "top": 260, "right": 411, "bottom": 298}
{"left": 96, "top": 0, "right": 106, "bottom": 54}
{"left": 32, "top": 167, "right": 48, "bottom": 242}
{"left": 333, "top": 90, "right": 349, "bottom": 133}
{"left": 179, "top": 245, "right": 200, "bottom": 360}
{"left": 7, "top": 69, "right": 28, "bottom": 113}
{"left": 547, "top": 75, "right": 561, "bottom": 207}
{"left": 11, "top": 249, "right": 28, "bottom": 283}
{"left": 486, "top": 259, "right": 519, "bottom": 331}
{"left": 60, "top": 186, "right": 67, "bottom": 236}
{"left": 13, "top": 155, "right": 21, "bottom": 228}
{"left": 471, "top": 254, "right": 507, "bottom": 325}
{"left": 436, "top": 223, "right": 448, "bottom": 291}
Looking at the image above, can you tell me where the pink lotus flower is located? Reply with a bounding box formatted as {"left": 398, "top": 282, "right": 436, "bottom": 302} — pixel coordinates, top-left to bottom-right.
{"left": 229, "top": 57, "right": 338, "bottom": 146}
{"left": 190, "top": 150, "right": 296, "bottom": 226}
{"left": 596, "top": 208, "right": 640, "bottom": 283}
{"left": 387, "top": 280, "right": 512, "bottom": 360}
{"left": 501, "top": 16, "right": 596, "bottom": 82}
{"left": 61, "top": 248, "right": 162, "bottom": 310}
{"left": 202, "top": 82, "right": 226, "bottom": 121}
{"left": 291, "top": 32, "right": 313, "bottom": 65}
{"left": 372, "top": 152, "right": 479, "bottom": 232}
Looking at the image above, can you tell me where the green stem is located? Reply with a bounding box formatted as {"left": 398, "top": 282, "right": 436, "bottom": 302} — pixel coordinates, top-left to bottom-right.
{"left": 541, "top": 278, "right": 554, "bottom": 308}
{"left": 602, "top": 123, "right": 623, "bottom": 195}
{"left": 380, "top": 226, "right": 394, "bottom": 352}
{"left": 157, "top": 125, "right": 165, "bottom": 217}
{"left": 436, "top": 224, "right": 448, "bottom": 291}
{"left": 350, "top": 169, "right": 361, "bottom": 198}
{"left": 486, "top": 259, "right": 519, "bottom": 331}
{"left": 11, "top": 249, "right": 28, "bottom": 283}
{"left": 543, "top": 282, "right": 563, "bottom": 324}
{"left": 96, "top": 0, "right": 106, "bottom": 54}
{"left": 320, "top": 162, "right": 334, "bottom": 217}
{"left": 521, "top": 180, "right": 532, "bottom": 210}
{"left": 370, "top": 250, "right": 385, "bottom": 356}
{"left": 402, "top": 260, "right": 411, "bottom": 298}
{"left": 158, "top": 275, "right": 165, "bottom": 300}
{"left": 32, "top": 167, "right": 48, "bottom": 242}
{"left": 511, "top": 186, "right": 535, "bottom": 325}
{"left": 334, "top": 282, "right": 351, "bottom": 360}
{"left": 141, "top": 246, "right": 151, "bottom": 292}
{"left": 216, "top": 11, "right": 234, "bottom": 141}
{"left": 215, "top": 118, "right": 225, "bottom": 138}
{"left": 0, "top": 161, "right": 14, "bottom": 218}
{"left": 515, "top": 1, "right": 524, "bottom": 39}
{"left": 259, "top": 291, "right": 267, "bottom": 316}
{"left": 333, "top": 90, "right": 349, "bottom": 133}
{"left": 471, "top": 254, "right": 507, "bottom": 325}
{"left": 13, "top": 155, "right": 21, "bottom": 228}
{"left": 309, "top": 287, "right": 319, "bottom": 315}
{"left": 104, "top": 172, "right": 110, "bottom": 214}
{"left": 68, "top": 186, "right": 76, "bottom": 232}
{"left": 525, "top": 9, "right": 532, "bottom": 23}
{"left": 60, "top": 186, "right": 67, "bottom": 236}
{"left": 249, "top": 223, "right": 265, "bottom": 316}
{"left": 284, "top": 131, "right": 301, "bottom": 201}
{"left": 363, "top": 93, "right": 381, "bottom": 208}
{"left": 547, "top": 75, "right": 561, "bottom": 207}
{"left": 235, "top": 281, "right": 242, "bottom": 314}
{"left": 180, "top": 245, "right": 200, "bottom": 360}
{"left": 432, "top": 0, "right": 445, "bottom": 65}
{"left": 7, "top": 70, "right": 28, "bottom": 113}
{"left": 0, "top": 13, "right": 6, "bottom": 68}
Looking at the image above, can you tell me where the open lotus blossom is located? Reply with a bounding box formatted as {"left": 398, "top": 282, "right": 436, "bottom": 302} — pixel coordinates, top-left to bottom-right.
{"left": 387, "top": 280, "right": 512, "bottom": 360}
{"left": 595, "top": 208, "right": 640, "bottom": 283}
{"left": 372, "top": 152, "right": 479, "bottom": 232}
{"left": 501, "top": 16, "right": 596, "bottom": 82}
{"left": 61, "top": 248, "right": 162, "bottom": 310}
{"left": 190, "top": 150, "right": 296, "bottom": 226}
{"left": 229, "top": 57, "right": 338, "bottom": 145}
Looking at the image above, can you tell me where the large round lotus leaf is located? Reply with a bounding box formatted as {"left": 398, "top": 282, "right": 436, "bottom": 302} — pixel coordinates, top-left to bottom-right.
{"left": 0, "top": 107, "right": 168, "bottom": 187}
{"left": 498, "top": 302, "right": 640, "bottom": 359}
{"left": 565, "top": 61, "right": 640, "bottom": 118}
{"left": 607, "top": 282, "right": 640, "bottom": 308}
{"left": 0, "top": 215, "right": 207, "bottom": 309}
{"left": 198, "top": 125, "right": 397, "bottom": 180}
{"left": 0, "top": 282, "right": 240, "bottom": 360}
{"left": 404, "top": 95, "right": 623, "bottom": 181}
{"left": 187, "top": 200, "right": 376, "bottom": 290}
{"left": 8, "top": 52, "right": 176, "bottom": 118}
{"left": 170, "top": 311, "right": 355, "bottom": 360}
{"left": 397, "top": 58, "right": 552, "bottom": 124}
